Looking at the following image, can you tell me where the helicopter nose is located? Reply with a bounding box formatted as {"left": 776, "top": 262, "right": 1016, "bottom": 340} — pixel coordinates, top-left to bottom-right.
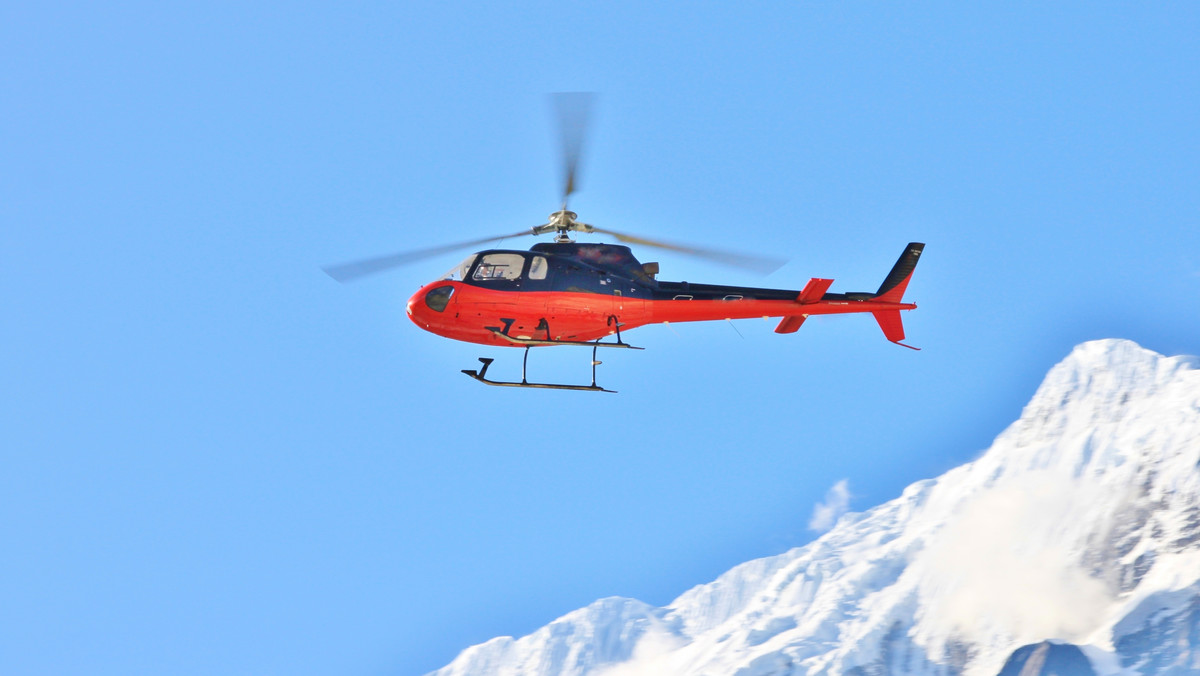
{"left": 406, "top": 290, "right": 419, "bottom": 317}
{"left": 407, "top": 283, "right": 456, "bottom": 328}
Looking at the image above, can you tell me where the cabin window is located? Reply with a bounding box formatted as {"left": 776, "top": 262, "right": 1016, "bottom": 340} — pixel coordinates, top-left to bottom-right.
{"left": 472, "top": 253, "right": 525, "bottom": 281}
{"left": 528, "top": 256, "right": 548, "bottom": 280}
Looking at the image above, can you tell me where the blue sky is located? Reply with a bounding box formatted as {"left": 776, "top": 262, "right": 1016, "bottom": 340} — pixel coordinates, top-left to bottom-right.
{"left": 3, "top": 3, "right": 1198, "bottom": 674}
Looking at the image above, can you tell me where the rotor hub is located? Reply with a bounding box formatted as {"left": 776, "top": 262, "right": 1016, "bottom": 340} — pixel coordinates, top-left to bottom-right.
{"left": 548, "top": 210, "right": 578, "bottom": 226}
{"left": 548, "top": 210, "right": 581, "bottom": 242}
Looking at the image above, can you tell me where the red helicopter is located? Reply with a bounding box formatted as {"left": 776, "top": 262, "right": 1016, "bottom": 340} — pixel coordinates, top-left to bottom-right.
{"left": 325, "top": 95, "right": 924, "bottom": 392}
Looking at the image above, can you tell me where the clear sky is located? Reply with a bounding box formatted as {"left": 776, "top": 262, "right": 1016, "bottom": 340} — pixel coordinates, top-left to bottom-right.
{"left": 3, "top": 3, "right": 1198, "bottom": 675}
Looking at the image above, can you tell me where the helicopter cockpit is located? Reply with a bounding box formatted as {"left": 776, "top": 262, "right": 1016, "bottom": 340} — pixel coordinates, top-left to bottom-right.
{"left": 444, "top": 251, "right": 552, "bottom": 287}
{"left": 443, "top": 246, "right": 654, "bottom": 294}
{"left": 471, "top": 253, "right": 532, "bottom": 281}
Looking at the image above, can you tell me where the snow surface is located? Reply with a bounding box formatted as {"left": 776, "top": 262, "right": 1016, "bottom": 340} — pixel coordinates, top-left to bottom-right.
{"left": 428, "top": 340, "right": 1200, "bottom": 676}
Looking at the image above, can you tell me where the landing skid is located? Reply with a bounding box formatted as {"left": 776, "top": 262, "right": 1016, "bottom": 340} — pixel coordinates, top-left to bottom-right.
{"left": 462, "top": 354, "right": 614, "bottom": 393}
{"left": 463, "top": 320, "right": 643, "bottom": 392}
{"left": 463, "top": 336, "right": 643, "bottom": 392}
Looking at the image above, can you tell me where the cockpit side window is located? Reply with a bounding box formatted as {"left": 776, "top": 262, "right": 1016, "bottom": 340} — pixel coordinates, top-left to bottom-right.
{"left": 442, "top": 254, "right": 478, "bottom": 281}
{"left": 472, "top": 253, "right": 525, "bottom": 281}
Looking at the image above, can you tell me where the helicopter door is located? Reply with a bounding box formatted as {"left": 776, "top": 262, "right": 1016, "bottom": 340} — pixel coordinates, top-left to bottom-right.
{"left": 467, "top": 253, "right": 546, "bottom": 339}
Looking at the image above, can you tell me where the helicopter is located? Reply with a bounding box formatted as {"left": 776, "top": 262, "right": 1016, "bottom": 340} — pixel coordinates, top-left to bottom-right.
{"left": 324, "top": 94, "right": 924, "bottom": 392}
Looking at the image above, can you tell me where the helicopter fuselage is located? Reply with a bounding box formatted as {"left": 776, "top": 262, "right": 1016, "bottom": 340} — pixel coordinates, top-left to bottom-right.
{"left": 406, "top": 242, "right": 920, "bottom": 347}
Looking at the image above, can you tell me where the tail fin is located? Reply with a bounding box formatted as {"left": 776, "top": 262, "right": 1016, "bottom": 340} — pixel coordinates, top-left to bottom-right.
{"left": 873, "top": 310, "right": 920, "bottom": 350}
{"left": 873, "top": 243, "right": 925, "bottom": 303}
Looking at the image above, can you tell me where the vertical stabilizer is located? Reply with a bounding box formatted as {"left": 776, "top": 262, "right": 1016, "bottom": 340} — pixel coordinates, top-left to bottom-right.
{"left": 874, "top": 243, "right": 925, "bottom": 303}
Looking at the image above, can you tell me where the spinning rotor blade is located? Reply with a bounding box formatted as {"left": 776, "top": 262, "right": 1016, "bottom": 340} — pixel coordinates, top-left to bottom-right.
{"left": 589, "top": 227, "right": 786, "bottom": 275}
{"left": 553, "top": 92, "right": 595, "bottom": 207}
{"left": 322, "top": 230, "right": 532, "bottom": 282}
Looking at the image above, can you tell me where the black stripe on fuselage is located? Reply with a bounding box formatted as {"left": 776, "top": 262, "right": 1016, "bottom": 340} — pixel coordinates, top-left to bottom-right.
{"left": 653, "top": 281, "right": 797, "bottom": 301}
{"left": 644, "top": 280, "right": 875, "bottom": 302}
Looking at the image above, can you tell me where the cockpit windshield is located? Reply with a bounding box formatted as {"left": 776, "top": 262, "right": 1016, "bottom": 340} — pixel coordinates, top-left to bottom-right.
{"left": 441, "top": 254, "right": 478, "bottom": 281}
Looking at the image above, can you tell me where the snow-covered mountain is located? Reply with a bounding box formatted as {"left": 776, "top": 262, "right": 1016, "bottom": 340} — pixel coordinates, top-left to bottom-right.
{"left": 429, "top": 340, "right": 1200, "bottom": 676}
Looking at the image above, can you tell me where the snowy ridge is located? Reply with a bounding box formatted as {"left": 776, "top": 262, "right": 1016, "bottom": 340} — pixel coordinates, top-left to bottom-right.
{"left": 438, "top": 597, "right": 681, "bottom": 676}
{"left": 429, "top": 340, "right": 1200, "bottom": 676}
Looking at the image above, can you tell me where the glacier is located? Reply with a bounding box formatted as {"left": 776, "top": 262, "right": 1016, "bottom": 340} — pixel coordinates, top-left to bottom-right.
{"left": 429, "top": 339, "right": 1200, "bottom": 676}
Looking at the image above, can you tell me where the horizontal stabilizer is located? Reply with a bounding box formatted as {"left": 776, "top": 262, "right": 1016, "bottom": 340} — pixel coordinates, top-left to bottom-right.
{"left": 798, "top": 278, "right": 834, "bottom": 304}
{"left": 775, "top": 315, "right": 808, "bottom": 334}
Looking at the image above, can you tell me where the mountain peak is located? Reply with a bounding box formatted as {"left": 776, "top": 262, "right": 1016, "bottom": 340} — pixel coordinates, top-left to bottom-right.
{"left": 1064, "top": 338, "right": 1158, "bottom": 366}
{"left": 1005, "top": 340, "right": 1198, "bottom": 452}
{"left": 1039, "top": 339, "right": 1197, "bottom": 397}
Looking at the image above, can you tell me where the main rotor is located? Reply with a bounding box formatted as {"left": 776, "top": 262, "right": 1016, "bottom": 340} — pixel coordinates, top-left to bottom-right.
{"left": 535, "top": 210, "right": 593, "bottom": 243}
{"left": 321, "top": 93, "right": 784, "bottom": 283}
